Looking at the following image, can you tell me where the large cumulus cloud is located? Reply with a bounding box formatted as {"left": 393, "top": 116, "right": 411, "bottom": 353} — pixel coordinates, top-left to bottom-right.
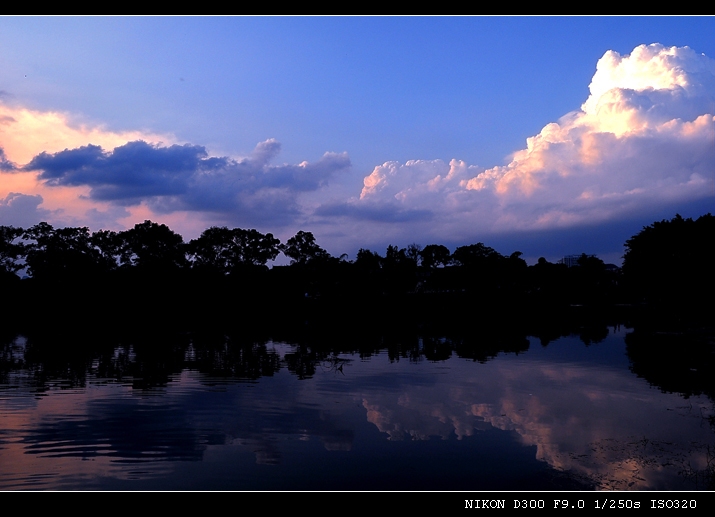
{"left": 23, "top": 139, "right": 351, "bottom": 226}
{"left": 315, "top": 159, "right": 498, "bottom": 244}
{"left": 3, "top": 42, "right": 713, "bottom": 253}
{"left": 342, "top": 44, "right": 715, "bottom": 239}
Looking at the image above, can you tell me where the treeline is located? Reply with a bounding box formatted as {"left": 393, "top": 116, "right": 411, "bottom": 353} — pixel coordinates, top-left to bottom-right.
{"left": 1, "top": 213, "right": 713, "bottom": 330}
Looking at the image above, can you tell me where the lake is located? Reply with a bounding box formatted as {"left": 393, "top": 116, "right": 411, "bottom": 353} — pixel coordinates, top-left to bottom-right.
{"left": 0, "top": 324, "right": 713, "bottom": 490}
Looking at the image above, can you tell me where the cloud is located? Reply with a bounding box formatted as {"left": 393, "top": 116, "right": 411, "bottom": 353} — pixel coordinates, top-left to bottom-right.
{"left": 0, "top": 102, "right": 179, "bottom": 229}
{"left": 315, "top": 201, "right": 432, "bottom": 223}
{"left": 314, "top": 158, "right": 504, "bottom": 247}
{"left": 0, "top": 147, "right": 16, "bottom": 172}
{"left": 2, "top": 43, "right": 712, "bottom": 252}
{"left": 25, "top": 142, "right": 216, "bottom": 201}
{"left": 345, "top": 44, "right": 715, "bottom": 241}
{"left": 0, "top": 103, "right": 169, "bottom": 165}
{"left": 83, "top": 206, "right": 132, "bottom": 231}
{"left": 468, "top": 44, "right": 715, "bottom": 227}
{"left": 0, "top": 192, "right": 53, "bottom": 228}
{"left": 0, "top": 101, "right": 350, "bottom": 231}
{"left": 23, "top": 139, "right": 351, "bottom": 226}
{"left": 359, "top": 158, "right": 480, "bottom": 202}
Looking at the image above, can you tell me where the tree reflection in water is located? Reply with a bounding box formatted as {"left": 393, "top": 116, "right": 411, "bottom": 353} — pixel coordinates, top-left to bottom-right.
{"left": 0, "top": 321, "right": 714, "bottom": 490}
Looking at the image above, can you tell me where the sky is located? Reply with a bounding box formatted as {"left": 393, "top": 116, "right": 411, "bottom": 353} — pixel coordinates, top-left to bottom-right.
{"left": 1, "top": 17, "right": 714, "bottom": 264}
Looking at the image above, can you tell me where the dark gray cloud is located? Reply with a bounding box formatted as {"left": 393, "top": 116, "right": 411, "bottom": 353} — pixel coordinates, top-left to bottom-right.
{"left": 23, "top": 139, "right": 351, "bottom": 225}
{"left": 25, "top": 141, "right": 222, "bottom": 201}
{"left": 0, "top": 147, "right": 16, "bottom": 172}
{"left": 315, "top": 201, "right": 432, "bottom": 223}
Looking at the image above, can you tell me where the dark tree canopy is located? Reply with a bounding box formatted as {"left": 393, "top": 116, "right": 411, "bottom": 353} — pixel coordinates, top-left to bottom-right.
{"left": 90, "top": 229, "right": 123, "bottom": 271}
{"left": 576, "top": 253, "right": 605, "bottom": 271}
{"left": 384, "top": 245, "right": 409, "bottom": 268}
{"left": 623, "top": 214, "right": 714, "bottom": 274}
{"left": 282, "top": 231, "right": 329, "bottom": 265}
{"left": 355, "top": 248, "right": 383, "bottom": 271}
{"left": 452, "top": 242, "right": 503, "bottom": 267}
{"left": 1, "top": 213, "right": 711, "bottom": 327}
{"left": 188, "top": 227, "right": 281, "bottom": 273}
{"left": 23, "top": 223, "right": 102, "bottom": 280}
{"left": 0, "top": 225, "right": 24, "bottom": 275}
{"left": 119, "top": 220, "right": 187, "bottom": 270}
{"left": 420, "top": 244, "right": 451, "bottom": 269}
{"left": 406, "top": 243, "right": 422, "bottom": 266}
{"left": 622, "top": 213, "right": 714, "bottom": 305}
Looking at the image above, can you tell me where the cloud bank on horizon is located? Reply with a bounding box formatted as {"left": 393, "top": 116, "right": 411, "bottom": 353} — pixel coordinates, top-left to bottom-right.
{"left": 344, "top": 44, "right": 715, "bottom": 242}
{"left": 23, "top": 139, "right": 350, "bottom": 226}
{"left": 1, "top": 43, "right": 714, "bottom": 255}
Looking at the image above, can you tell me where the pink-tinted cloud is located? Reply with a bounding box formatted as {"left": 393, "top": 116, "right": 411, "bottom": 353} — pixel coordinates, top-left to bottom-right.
{"left": 0, "top": 104, "right": 169, "bottom": 165}
{"left": 1, "top": 102, "right": 351, "bottom": 232}
{"left": 0, "top": 103, "right": 171, "bottom": 230}
{"left": 347, "top": 44, "right": 715, "bottom": 239}
{"left": 2, "top": 43, "right": 713, "bottom": 252}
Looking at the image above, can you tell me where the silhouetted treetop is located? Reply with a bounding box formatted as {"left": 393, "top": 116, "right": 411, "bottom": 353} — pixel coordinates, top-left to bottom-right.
{"left": 623, "top": 213, "right": 714, "bottom": 275}
{"left": 420, "top": 244, "right": 451, "bottom": 269}
{"left": 0, "top": 225, "right": 24, "bottom": 275}
{"left": 576, "top": 253, "right": 605, "bottom": 271}
{"left": 282, "top": 231, "right": 330, "bottom": 265}
{"left": 119, "top": 220, "right": 186, "bottom": 270}
{"left": 355, "top": 248, "right": 383, "bottom": 271}
{"left": 622, "top": 213, "right": 714, "bottom": 306}
{"left": 1, "top": 213, "right": 711, "bottom": 325}
{"left": 452, "top": 242, "right": 503, "bottom": 267}
{"left": 188, "top": 227, "right": 281, "bottom": 273}
{"left": 384, "top": 245, "right": 410, "bottom": 268}
{"left": 406, "top": 243, "right": 422, "bottom": 266}
{"left": 23, "top": 223, "right": 103, "bottom": 280}
{"left": 90, "top": 229, "right": 123, "bottom": 271}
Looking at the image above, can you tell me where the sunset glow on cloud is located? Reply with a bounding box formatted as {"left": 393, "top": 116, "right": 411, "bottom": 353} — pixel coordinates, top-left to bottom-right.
{"left": 1, "top": 16, "right": 714, "bottom": 260}
{"left": 0, "top": 105, "right": 351, "bottom": 231}
{"left": 353, "top": 44, "right": 715, "bottom": 240}
{"left": 0, "top": 103, "right": 170, "bottom": 228}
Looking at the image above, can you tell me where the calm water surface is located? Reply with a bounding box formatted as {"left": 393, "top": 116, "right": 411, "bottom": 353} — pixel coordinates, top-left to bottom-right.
{"left": 1, "top": 326, "right": 713, "bottom": 490}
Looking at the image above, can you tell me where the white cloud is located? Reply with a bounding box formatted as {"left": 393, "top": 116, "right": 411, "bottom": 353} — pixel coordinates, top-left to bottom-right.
{"left": 359, "top": 158, "right": 480, "bottom": 201}
{"left": 349, "top": 44, "right": 715, "bottom": 238}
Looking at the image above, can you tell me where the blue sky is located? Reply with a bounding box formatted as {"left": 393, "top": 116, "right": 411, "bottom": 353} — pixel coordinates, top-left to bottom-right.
{"left": 1, "top": 17, "right": 714, "bottom": 264}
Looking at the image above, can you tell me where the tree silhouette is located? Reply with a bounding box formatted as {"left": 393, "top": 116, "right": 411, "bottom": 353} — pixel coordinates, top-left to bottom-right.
{"left": 90, "top": 229, "right": 123, "bottom": 272}
{"left": 23, "top": 223, "right": 102, "bottom": 280}
{"left": 282, "top": 231, "right": 330, "bottom": 265}
{"left": 0, "top": 225, "right": 23, "bottom": 276}
{"left": 118, "top": 220, "right": 187, "bottom": 271}
{"left": 383, "top": 245, "right": 408, "bottom": 268}
{"left": 355, "top": 248, "right": 382, "bottom": 271}
{"left": 406, "top": 243, "right": 422, "bottom": 266}
{"left": 451, "top": 242, "right": 503, "bottom": 267}
{"left": 623, "top": 213, "right": 714, "bottom": 312}
{"left": 420, "top": 244, "right": 451, "bottom": 269}
{"left": 189, "top": 227, "right": 281, "bottom": 274}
